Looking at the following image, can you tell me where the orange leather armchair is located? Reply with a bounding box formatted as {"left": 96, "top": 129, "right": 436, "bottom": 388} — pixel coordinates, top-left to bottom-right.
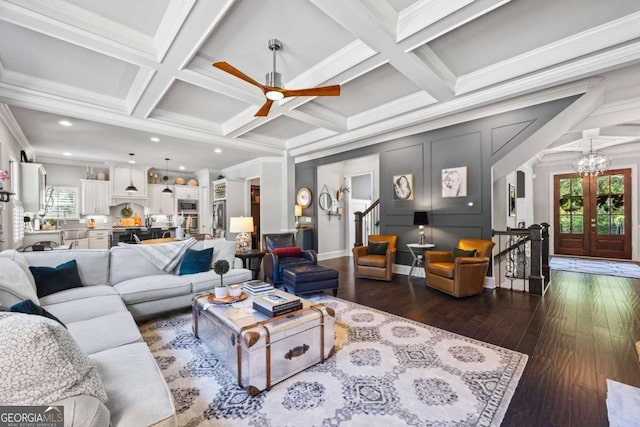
{"left": 352, "top": 235, "right": 397, "bottom": 281}
{"left": 425, "top": 238, "right": 495, "bottom": 297}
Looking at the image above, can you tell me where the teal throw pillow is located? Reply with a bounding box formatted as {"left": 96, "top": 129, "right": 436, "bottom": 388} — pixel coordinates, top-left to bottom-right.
{"left": 10, "top": 299, "right": 66, "bottom": 327}
{"left": 451, "top": 247, "right": 477, "bottom": 262}
{"left": 29, "top": 260, "right": 83, "bottom": 298}
{"left": 179, "top": 248, "right": 214, "bottom": 275}
{"left": 367, "top": 241, "right": 388, "bottom": 255}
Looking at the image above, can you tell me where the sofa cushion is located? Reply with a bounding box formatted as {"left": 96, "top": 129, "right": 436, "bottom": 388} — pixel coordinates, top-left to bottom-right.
{"left": 451, "top": 247, "right": 477, "bottom": 262}
{"left": 277, "top": 257, "right": 313, "bottom": 276}
{"left": 24, "top": 250, "right": 110, "bottom": 286}
{"left": 201, "top": 239, "right": 237, "bottom": 267}
{"left": 52, "top": 395, "right": 110, "bottom": 427}
{"left": 91, "top": 342, "right": 177, "bottom": 427}
{"left": 272, "top": 246, "right": 302, "bottom": 258}
{"left": 114, "top": 274, "right": 192, "bottom": 305}
{"left": 0, "top": 312, "right": 107, "bottom": 405}
{"left": 367, "top": 241, "right": 388, "bottom": 255}
{"left": 0, "top": 250, "right": 37, "bottom": 291}
{"left": 10, "top": 299, "right": 65, "bottom": 327}
{"left": 0, "top": 257, "right": 39, "bottom": 306}
{"left": 67, "top": 311, "right": 141, "bottom": 355}
{"left": 30, "top": 260, "right": 83, "bottom": 298}
{"left": 44, "top": 295, "right": 128, "bottom": 324}
{"left": 178, "top": 247, "right": 213, "bottom": 275}
{"left": 110, "top": 246, "right": 167, "bottom": 285}
{"left": 40, "top": 285, "right": 119, "bottom": 306}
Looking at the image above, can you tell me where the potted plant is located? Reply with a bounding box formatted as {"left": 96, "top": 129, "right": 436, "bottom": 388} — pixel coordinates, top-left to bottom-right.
{"left": 213, "top": 259, "right": 230, "bottom": 298}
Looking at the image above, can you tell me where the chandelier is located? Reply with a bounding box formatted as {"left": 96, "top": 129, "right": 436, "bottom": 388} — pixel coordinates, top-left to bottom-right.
{"left": 573, "top": 139, "right": 610, "bottom": 177}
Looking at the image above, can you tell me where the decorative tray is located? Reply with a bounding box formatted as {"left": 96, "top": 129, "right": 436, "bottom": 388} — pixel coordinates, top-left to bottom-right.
{"left": 206, "top": 292, "right": 248, "bottom": 305}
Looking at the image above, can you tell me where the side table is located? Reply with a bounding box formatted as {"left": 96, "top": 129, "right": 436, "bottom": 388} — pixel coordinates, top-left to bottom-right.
{"left": 235, "top": 249, "right": 266, "bottom": 280}
{"left": 407, "top": 243, "right": 435, "bottom": 278}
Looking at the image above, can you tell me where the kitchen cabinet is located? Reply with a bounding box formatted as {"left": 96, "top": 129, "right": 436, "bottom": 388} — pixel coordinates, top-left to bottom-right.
{"left": 148, "top": 184, "right": 174, "bottom": 215}
{"left": 111, "top": 166, "right": 147, "bottom": 199}
{"left": 174, "top": 186, "right": 198, "bottom": 200}
{"left": 89, "top": 229, "right": 110, "bottom": 249}
{"left": 81, "top": 180, "right": 110, "bottom": 215}
{"left": 20, "top": 163, "right": 46, "bottom": 213}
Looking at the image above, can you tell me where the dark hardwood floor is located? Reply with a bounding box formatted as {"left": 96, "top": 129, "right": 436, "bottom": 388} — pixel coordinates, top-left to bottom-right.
{"left": 318, "top": 257, "right": 640, "bottom": 427}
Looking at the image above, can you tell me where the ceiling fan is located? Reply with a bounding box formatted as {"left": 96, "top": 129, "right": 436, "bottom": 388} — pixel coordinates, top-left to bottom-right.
{"left": 213, "top": 39, "right": 340, "bottom": 117}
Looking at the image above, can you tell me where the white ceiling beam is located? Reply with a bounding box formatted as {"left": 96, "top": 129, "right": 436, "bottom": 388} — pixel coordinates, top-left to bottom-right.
{"left": 573, "top": 96, "right": 640, "bottom": 132}
{"left": 153, "top": 0, "right": 197, "bottom": 61}
{"left": 130, "top": 0, "right": 236, "bottom": 119}
{"left": 396, "top": 0, "right": 474, "bottom": 42}
{"left": 311, "top": 0, "right": 454, "bottom": 101}
{"left": 348, "top": 91, "right": 436, "bottom": 130}
{"left": 456, "top": 11, "right": 640, "bottom": 95}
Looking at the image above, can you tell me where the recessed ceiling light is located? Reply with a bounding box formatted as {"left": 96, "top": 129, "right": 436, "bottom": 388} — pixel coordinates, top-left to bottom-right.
{"left": 179, "top": 166, "right": 185, "bottom": 170}
{"left": 214, "top": 148, "right": 222, "bottom": 154}
{"left": 62, "top": 152, "right": 72, "bottom": 156}
{"left": 150, "top": 137, "right": 160, "bottom": 142}
{"left": 59, "top": 120, "right": 72, "bottom": 127}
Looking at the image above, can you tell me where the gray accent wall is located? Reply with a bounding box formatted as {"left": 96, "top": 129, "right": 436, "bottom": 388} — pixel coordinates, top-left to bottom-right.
{"left": 296, "top": 96, "right": 578, "bottom": 265}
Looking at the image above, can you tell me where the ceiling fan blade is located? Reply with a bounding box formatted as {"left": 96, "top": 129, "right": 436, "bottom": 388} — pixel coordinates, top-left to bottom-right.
{"left": 254, "top": 99, "right": 274, "bottom": 117}
{"left": 212, "top": 61, "right": 265, "bottom": 90}
{"left": 281, "top": 85, "right": 341, "bottom": 98}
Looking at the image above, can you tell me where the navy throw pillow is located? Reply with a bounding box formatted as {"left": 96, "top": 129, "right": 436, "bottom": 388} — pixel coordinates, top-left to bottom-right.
{"left": 451, "top": 247, "right": 477, "bottom": 262}
{"left": 10, "top": 299, "right": 66, "bottom": 327}
{"left": 367, "top": 241, "right": 388, "bottom": 255}
{"left": 29, "top": 260, "right": 83, "bottom": 298}
{"left": 179, "top": 248, "right": 214, "bottom": 275}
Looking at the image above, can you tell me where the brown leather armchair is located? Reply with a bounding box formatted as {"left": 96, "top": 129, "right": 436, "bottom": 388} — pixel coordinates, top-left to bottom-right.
{"left": 425, "top": 238, "right": 495, "bottom": 297}
{"left": 352, "top": 235, "right": 397, "bottom": 281}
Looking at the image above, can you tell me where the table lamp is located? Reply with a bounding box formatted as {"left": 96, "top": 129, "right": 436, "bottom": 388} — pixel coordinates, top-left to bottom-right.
{"left": 295, "top": 204, "right": 302, "bottom": 228}
{"left": 230, "top": 216, "right": 254, "bottom": 251}
{"left": 413, "top": 211, "right": 428, "bottom": 245}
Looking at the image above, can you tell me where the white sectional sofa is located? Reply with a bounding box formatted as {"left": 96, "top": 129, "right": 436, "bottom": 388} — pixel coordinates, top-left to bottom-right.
{"left": 0, "top": 240, "right": 252, "bottom": 427}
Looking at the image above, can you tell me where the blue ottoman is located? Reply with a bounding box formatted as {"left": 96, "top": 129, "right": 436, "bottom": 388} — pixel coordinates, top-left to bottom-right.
{"left": 282, "top": 265, "right": 339, "bottom": 296}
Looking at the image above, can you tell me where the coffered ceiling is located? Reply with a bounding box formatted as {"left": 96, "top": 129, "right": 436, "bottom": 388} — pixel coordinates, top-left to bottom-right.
{"left": 0, "top": 0, "right": 639, "bottom": 173}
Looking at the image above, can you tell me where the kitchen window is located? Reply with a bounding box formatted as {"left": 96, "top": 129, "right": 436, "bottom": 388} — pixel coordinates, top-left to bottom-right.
{"left": 45, "top": 186, "right": 79, "bottom": 220}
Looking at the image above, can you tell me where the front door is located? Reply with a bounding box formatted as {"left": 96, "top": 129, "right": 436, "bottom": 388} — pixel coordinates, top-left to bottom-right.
{"left": 554, "top": 169, "right": 632, "bottom": 259}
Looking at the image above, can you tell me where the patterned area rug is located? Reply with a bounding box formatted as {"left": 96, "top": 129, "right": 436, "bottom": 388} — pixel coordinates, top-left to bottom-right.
{"left": 550, "top": 257, "right": 640, "bottom": 278}
{"left": 140, "top": 296, "right": 528, "bottom": 426}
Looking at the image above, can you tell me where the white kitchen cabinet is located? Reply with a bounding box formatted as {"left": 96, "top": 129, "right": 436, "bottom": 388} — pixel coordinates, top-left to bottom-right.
{"left": 148, "top": 184, "right": 174, "bottom": 215}
{"left": 81, "top": 180, "right": 110, "bottom": 215}
{"left": 89, "top": 229, "right": 110, "bottom": 249}
{"left": 68, "top": 238, "right": 89, "bottom": 249}
{"left": 174, "top": 186, "right": 198, "bottom": 200}
{"left": 111, "top": 166, "right": 147, "bottom": 199}
{"left": 20, "top": 163, "right": 46, "bottom": 213}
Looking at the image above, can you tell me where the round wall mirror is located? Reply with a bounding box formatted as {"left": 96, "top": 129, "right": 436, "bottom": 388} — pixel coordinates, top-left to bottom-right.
{"left": 319, "top": 191, "right": 333, "bottom": 211}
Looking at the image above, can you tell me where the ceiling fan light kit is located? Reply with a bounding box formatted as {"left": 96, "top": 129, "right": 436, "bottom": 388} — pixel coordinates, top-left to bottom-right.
{"left": 213, "top": 38, "right": 340, "bottom": 117}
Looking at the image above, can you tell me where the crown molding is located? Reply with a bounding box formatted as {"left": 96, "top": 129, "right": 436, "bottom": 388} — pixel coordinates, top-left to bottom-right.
{"left": 149, "top": 108, "right": 223, "bottom": 135}
{"left": 397, "top": 0, "right": 474, "bottom": 42}
{"left": 221, "top": 156, "right": 284, "bottom": 177}
{"left": 348, "top": 91, "right": 436, "bottom": 130}
{"left": 0, "top": 103, "right": 32, "bottom": 154}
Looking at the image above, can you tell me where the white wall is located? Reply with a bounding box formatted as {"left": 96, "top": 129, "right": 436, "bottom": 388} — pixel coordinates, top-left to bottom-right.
{"left": 317, "top": 162, "right": 345, "bottom": 256}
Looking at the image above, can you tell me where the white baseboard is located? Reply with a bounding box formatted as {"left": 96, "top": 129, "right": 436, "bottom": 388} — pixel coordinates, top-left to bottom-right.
{"left": 317, "top": 250, "right": 349, "bottom": 260}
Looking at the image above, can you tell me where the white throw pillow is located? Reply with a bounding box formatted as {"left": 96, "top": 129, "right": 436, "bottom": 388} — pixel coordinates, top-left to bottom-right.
{"left": 0, "top": 312, "right": 107, "bottom": 405}
{"left": 202, "top": 239, "right": 237, "bottom": 268}
{"left": 0, "top": 250, "right": 37, "bottom": 292}
{"left": 0, "top": 258, "right": 39, "bottom": 306}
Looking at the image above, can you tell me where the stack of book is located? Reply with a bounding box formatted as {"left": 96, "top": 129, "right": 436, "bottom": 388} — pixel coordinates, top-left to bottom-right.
{"left": 242, "top": 280, "right": 274, "bottom": 296}
{"left": 253, "top": 292, "right": 302, "bottom": 317}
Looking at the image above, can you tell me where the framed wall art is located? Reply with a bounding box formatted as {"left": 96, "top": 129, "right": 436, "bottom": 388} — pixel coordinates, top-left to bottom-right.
{"left": 392, "top": 174, "right": 413, "bottom": 200}
{"left": 508, "top": 183, "right": 516, "bottom": 217}
{"left": 442, "top": 166, "right": 467, "bottom": 197}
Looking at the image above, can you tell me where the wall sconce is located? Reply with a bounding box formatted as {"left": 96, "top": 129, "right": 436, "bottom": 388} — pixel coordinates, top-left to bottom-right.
{"left": 230, "top": 216, "right": 254, "bottom": 251}
{"left": 413, "top": 211, "right": 429, "bottom": 245}
{"left": 294, "top": 204, "right": 302, "bottom": 228}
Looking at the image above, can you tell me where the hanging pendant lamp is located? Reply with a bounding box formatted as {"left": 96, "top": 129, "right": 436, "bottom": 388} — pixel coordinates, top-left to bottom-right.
{"left": 573, "top": 139, "right": 611, "bottom": 177}
{"left": 162, "top": 158, "right": 173, "bottom": 194}
{"left": 125, "top": 153, "right": 138, "bottom": 192}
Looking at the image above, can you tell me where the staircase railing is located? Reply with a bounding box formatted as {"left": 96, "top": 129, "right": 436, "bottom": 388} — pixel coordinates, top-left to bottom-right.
{"left": 492, "top": 223, "right": 550, "bottom": 295}
{"left": 354, "top": 199, "right": 380, "bottom": 247}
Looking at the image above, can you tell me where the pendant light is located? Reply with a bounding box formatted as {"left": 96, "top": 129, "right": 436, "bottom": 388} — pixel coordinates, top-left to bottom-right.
{"left": 125, "top": 153, "right": 138, "bottom": 192}
{"left": 573, "top": 139, "right": 611, "bottom": 177}
{"left": 162, "top": 158, "right": 173, "bottom": 194}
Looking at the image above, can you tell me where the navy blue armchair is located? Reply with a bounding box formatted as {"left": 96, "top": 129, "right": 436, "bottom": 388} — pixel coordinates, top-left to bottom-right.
{"left": 261, "top": 233, "right": 317, "bottom": 284}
